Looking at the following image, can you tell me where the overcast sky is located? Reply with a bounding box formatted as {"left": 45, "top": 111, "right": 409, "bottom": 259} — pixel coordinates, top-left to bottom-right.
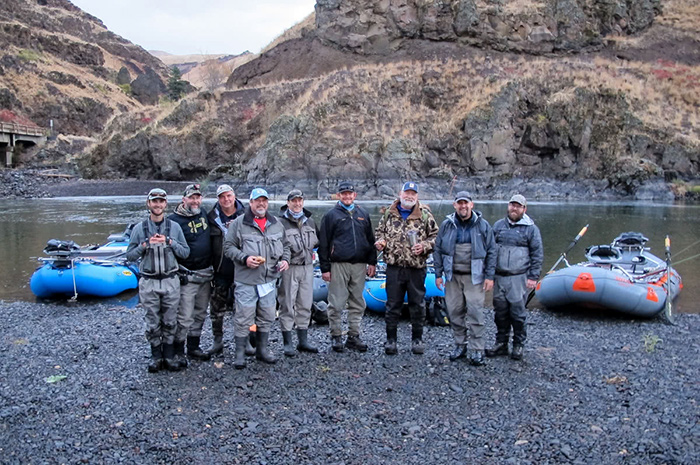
{"left": 70, "top": 0, "right": 317, "bottom": 56}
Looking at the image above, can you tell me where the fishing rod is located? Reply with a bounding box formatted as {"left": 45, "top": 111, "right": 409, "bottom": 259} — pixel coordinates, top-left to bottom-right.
{"left": 662, "top": 235, "right": 675, "bottom": 325}
{"left": 526, "top": 224, "right": 589, "bottom": 307}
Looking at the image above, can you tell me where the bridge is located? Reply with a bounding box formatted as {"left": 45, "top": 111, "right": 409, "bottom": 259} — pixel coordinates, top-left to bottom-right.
{"left": 0, "top": 121, "right": 47, "bottom": 167}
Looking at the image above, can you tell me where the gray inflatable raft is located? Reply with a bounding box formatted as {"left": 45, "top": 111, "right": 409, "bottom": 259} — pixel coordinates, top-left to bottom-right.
{"left": 536, "top": 232, "right": 682, "bottom": 317}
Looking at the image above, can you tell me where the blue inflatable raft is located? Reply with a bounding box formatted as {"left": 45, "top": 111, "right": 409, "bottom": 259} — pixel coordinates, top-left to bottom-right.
{"left": 535, "top": 232, "right": 682, "bottom": 317}
{"left": 30, "top": 226, "right": 139, "bottom": 299}
{"left": 363, "top": 265, "right": 444, "bottom": 313}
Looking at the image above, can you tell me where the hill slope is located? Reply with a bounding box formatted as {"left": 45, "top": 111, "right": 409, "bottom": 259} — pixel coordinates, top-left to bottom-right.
{"left": 0, "top": 0, "right": 171, "bottom": 139}
{"left": 81, "top": 0, "right": 700, "bottom": 199}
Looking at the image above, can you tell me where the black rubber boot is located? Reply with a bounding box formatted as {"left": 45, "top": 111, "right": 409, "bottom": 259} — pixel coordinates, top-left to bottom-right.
{"left": 173, "top": 340, "right": 188, "bottom": 369}
{"left": 162, "top": 343, "right": 181, "bottom": 372}
{"left": 208, "top": 320, "right": 224, "bottom": 356}
{"left": 449, "top": 344, "right": 467, "bottom": 361}
{"left": 297, "top": 329, "right": 318, "bottom": 353}
{"left": 187, "top": 336, "right": 211, "bottom": 361}
{"left": 511, "top": 345, "right": 524, "bottom": 361}
{"left": 245, "top": 331, "right": 256, "bottom": 356}
{"left": 384, "top": 327, "right": 397, "bottom": 355}
{"left": 233, "top": 336, "right": 247, "bottom": 369}
{"left": 411, "top": 327, "right": 424, "bottom": 355}
{"left": 255, "top": 331, "right": 277, "bottom": 364}
{"left": 208, "top": 335, "right": 224, "bottom": 356}
{"left": 148, "top": 344, "right": 163, "bottom": 373}
{"left": 331, "top": 335, "right": 345, "bottom": 353}
{"left": 282, "top": 331, "right": 297, "bottom": 357}
{"left": 485, "top": 343, "right": 509, "bottom": 357}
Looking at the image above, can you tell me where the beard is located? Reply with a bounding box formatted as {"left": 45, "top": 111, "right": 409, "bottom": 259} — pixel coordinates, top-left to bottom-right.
{"left": 400, "top": 199, "right": 417, "bottom": 209}
{"left": 254, "top": 208, "right": 267, "bottom": 217}
{"left": 187, "top": 206, "right": 201, "bottom": 215}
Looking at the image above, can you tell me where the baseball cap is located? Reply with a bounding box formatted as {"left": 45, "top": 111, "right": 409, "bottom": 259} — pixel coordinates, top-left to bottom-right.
{"left": 287, "top": 189, "right": 304, "bottom": 201}
{"left": 250, "top": 188, "right": 269, "bottom": 200}
{"left": 147, "top": 188, "right": 167, "bottom": 200}
{"left": 183, "top": 183, "right": 202, "bottom": 197}
{"left": 216, "top": 184, "right": 234, "bottom": 197}
{"left": 509, "top": 194, "right": 527, "bottom": 206}
{"left": 402, "top": 181, "right": 418, "bottom": 193}
{"left": 454, "top": 191, "right": 472, "bottom": 202}
{"left": 337, "top": 181, "right": 355, "bottom": 193}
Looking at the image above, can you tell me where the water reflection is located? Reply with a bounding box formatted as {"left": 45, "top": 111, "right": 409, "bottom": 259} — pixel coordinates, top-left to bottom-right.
{"left": 3, "top": 197, "right": 697, "bottom": 314}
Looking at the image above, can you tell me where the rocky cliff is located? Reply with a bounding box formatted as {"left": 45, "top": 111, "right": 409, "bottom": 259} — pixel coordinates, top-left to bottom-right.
{"left": 0, "top": 0, "right": 171, "bottom": 139}
{"left": 78, "top": 0, "right": 700, "bottom": 199}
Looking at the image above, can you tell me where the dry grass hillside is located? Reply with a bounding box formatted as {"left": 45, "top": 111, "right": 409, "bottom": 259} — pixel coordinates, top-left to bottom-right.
{"left": 0, "top": 0, "right": 170, "bottom": 139}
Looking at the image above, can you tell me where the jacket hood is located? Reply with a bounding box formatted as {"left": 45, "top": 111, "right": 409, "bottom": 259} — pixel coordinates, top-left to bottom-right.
{"left": 174, "top": 202, "right": 203, "bottom": 218}
{"left": 508, "top": 213, "right": 535, "bottom": 226}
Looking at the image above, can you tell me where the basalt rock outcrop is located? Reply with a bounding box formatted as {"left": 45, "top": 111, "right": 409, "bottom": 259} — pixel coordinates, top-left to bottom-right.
{"left": 314, "top": 0, "right": 661, "bottom": 55}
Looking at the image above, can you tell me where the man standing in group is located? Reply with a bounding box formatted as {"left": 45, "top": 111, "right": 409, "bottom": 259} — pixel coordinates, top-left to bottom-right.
{"left": 224, "top": 188, "right": 290, "bottom": 369}
{"left": 169, "top": 183, "right": 214, "bottom": 367}
{"left": 207, "top": 184, "right": 246, "bottom": 356}
{"left": 486, "top": 194, "right": 543, "bottom": 361}
{"left": 127, "top": 188, "right": 190, "bottom": 373}
{"left": 375, "top": 182, "right": 438, "bottom": 355}
{"left": 277, "top": 189, "right": 320, "bottom": 357}
{"left": 318, "top": 181, "right": 377, "bottom": 353}
{"left": 434, "top": 191, "right": 497, "bottom": 366}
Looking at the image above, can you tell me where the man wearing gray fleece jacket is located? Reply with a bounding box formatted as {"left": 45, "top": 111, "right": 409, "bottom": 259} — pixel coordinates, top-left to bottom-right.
{"left": 223, "top": 188, "right": 291, "bottom": 369}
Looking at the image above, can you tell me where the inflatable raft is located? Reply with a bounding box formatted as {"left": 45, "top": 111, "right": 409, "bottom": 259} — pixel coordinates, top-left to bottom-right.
{"left": 363, "top": 264, "right": 444, "bottom": 313}
{"left": 536, "top": 232, "right": 682, "bottom": 317}
{"left": 30, "top": 226, "right": 139, "bottom": 299}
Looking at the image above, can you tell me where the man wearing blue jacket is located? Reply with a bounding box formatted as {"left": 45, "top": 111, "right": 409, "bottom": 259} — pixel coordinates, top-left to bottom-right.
{"left": 434, "top": 191, "right": 497, "bottom": 366}
{"left": 486, "top": 194, "right": 543, "bottom": 361}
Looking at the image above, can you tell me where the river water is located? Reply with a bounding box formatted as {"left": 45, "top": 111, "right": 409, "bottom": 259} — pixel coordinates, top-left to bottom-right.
{"left": 3, "top": 197, "right": 697, "bottom": 314}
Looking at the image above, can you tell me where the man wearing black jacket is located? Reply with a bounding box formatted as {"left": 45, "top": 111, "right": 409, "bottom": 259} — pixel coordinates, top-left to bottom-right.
{"left": 318, "top": 181, "right": 377, "bottom": 353}
{"left": 169, "top": 183, "right": 214, "bottom": 367}
{"left": 206, "top": 184, "right": 246, "bottom": 356}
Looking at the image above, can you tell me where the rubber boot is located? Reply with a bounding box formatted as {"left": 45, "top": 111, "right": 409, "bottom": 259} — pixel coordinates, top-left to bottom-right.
{"left": 162, "top": 343, "right": 181, "bottom": 372}
{"left": 384, "top": 327, "right": 397, "bottom": 355}
{"left": 173, "top": 340, "right": 188, "bottom": 369}
{"left": 282, "top": 331, "right": 297, "bottom": 357}
{"left": 148, "top": 344, "right": 163, "bottom": 373}
{"left": 208, "top": 319, "right": 224, "bottom": 356}
{"left": 233, "top": 336, "right": 247, "bottom": 369}
{"left": 245, "top": 331, "right": 256, "bottom": 356}
{"left": 255, "top": 331, "right": 277, "bottom": 364}
{"left": 297, "top": 329, "right": 318, "bottom": 353}
{"left": 411, "top": 327, "right": 424, "bottom": 355}
{"left": 187, "top": 336, "right": 211, "bottom": 361}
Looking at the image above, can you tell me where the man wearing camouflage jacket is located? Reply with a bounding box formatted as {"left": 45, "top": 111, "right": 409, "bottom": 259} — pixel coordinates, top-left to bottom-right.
{"left": 375, "top": 182, "right": 439, "bottom": 355}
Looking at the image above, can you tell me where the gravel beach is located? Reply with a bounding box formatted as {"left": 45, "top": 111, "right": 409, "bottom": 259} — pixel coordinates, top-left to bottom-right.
{"left": 1, "top": 301, "right": 697, "bottom": 465}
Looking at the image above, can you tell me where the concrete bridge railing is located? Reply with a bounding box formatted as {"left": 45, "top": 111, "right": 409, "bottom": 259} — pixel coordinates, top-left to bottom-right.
{"left": 0, "top": 122, "right": 48, "bottom": 167}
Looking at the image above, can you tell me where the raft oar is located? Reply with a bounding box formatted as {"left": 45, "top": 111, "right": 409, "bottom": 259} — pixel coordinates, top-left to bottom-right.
{"left": 526, "top": 224, "right": 589, "bottom": 307}
{"left": 662, "top": 235, "right": 675, "bottom": 325}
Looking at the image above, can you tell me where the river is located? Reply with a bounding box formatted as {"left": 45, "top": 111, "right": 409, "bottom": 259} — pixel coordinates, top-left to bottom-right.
{"left": 3, "top": 197, "right": 697, "bottom": 314}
